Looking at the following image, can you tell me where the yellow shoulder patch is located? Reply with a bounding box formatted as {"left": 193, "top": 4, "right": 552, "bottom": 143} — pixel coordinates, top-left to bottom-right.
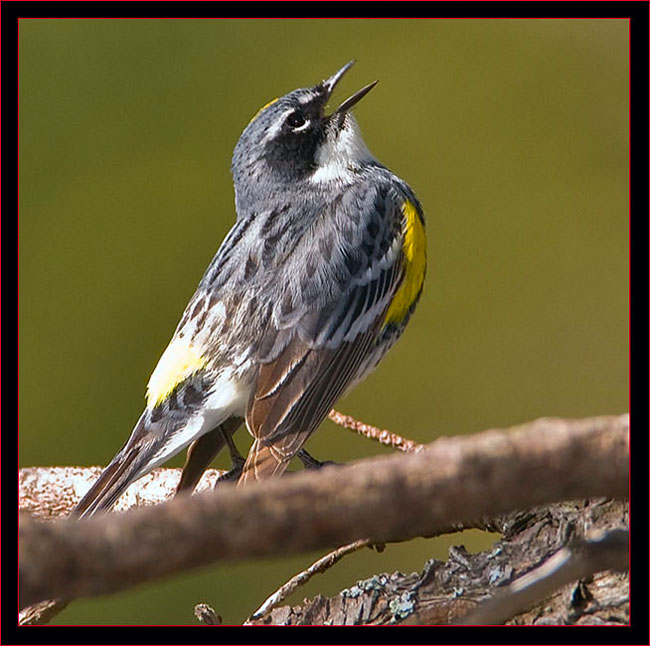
{"left": 384, "top": 200, "right": 427, "bottom": 326}
{"left": 146, "top": 337, "right": 207, "bottom": 408}
{"left": 248, "top": 97, "right": 279, "bottom": 126}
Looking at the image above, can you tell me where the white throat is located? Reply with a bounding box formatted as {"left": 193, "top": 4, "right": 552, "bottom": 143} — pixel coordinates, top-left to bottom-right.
{"left": 311, "top": 116, "right": 375, "bottom": 184}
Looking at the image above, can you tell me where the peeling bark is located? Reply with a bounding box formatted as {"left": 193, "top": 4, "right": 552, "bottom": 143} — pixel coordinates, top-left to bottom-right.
{"left": 18, "top": 414, "right": 629, "bottom": 625}
{"left": 248, "top": 499, "right": 628, "bottom": 625}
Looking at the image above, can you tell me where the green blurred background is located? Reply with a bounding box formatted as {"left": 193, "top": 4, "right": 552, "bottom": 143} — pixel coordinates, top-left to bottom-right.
{"left": 19, "top": 19, "right": 628, "bottom": 625}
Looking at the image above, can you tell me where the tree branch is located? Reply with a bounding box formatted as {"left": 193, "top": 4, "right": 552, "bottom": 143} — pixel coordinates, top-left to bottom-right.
{"left": 19, "top": 414, "right": 629, "bottom": 611}
{"left": 456, "top": 527, "right": 629, "bottom": 625}
{"left": 246, "top": 499, "right": 628, "bottom": 625}
{"left": 328, "top": 409, "right": 423, "bottom": 452}
{"left": 246, "top": 538, "right": 374, "bottom": 623}
{"left": 18, "top": 465, "right": 227, "bottom": 520}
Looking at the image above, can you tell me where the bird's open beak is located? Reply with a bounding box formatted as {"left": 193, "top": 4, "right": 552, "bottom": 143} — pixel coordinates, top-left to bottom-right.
{"left": 335, "top": 80, "right": 379, "bottom": 114}
{"left": 322, "top": 61, "right": 379, "bottom": 117}
{"left": 322, "top": 60, "right": 356, "bottom": 95}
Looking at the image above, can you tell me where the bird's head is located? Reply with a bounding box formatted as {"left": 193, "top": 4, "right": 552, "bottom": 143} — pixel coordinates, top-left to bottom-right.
{"left": 231, "top": 61, "right": 379, "bottom": 211}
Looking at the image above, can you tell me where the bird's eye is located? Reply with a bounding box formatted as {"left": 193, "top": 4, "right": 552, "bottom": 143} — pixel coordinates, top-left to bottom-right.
{"left": 285, "top": 111, "right": 307, "bottom": 129}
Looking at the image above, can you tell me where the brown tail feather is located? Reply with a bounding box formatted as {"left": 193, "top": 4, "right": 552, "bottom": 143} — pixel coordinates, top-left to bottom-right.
{"left": 71, "top": 444, "right": 146, "bottom": 519}
{"left": 237, "top": 439, "right": 291, "bottom": 486}
{"left": 176, "top": 429, "right": 227, "bottom": 494}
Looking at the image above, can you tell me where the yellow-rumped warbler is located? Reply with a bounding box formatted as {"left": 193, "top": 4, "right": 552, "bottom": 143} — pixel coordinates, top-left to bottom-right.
{"left": 73, "top": 61, "right": 426, "bottom": 518}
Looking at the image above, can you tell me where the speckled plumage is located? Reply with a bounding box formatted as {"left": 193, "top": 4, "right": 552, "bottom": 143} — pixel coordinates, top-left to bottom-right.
{"left": 73, "top": 62, "right": 426, "bottom": 517}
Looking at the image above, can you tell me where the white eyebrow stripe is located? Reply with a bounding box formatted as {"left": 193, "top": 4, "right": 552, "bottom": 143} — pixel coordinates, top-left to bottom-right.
{"left": 297, "top": 91, "right": 318, "bottom": 104}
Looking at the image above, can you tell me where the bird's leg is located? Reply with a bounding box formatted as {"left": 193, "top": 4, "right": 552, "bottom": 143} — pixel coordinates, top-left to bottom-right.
{"left": 215, "top": 426, "right": 246, "bottom": 484}
{"left": 297, "top": 449, "right": 338, "bottom": 470}
{"left": 177, "top": 418, "right": 243, "bottom": 493}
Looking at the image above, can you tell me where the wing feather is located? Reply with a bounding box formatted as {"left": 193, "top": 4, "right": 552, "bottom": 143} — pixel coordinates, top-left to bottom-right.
{"left": 238, "top": 182, "right": 416, "bottom": 484}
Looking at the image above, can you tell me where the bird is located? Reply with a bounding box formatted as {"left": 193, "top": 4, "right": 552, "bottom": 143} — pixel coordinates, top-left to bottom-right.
{"left": 72, "top": 60, "right": 426, "bottom": 519}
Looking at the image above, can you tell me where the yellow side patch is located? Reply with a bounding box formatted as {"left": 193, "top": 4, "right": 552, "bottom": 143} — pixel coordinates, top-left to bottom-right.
{"left": 384, "top": 200, "right": 427, "bottom": 326}
{"left": 146, "top": 337, "right": 207, "bottom": 408}
{"left": 248, "top": 97, "right": 279, "bottom": 125}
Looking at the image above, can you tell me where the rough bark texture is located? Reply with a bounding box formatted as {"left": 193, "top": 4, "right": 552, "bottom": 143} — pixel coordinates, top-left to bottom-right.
{"left": 18, "top": 414, "right": 629, "bottom": 625}
{"left": 18, "top": 465, "right": 225, "bottom": 520}
{"left": 247, "top": 499, "right": 628, "bottom": 625}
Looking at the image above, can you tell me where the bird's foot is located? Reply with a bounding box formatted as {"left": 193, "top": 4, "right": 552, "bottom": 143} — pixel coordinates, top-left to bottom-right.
{"left": 297, "top": 449, "right": 338, "bottom": 470}
{"left": 215, "top": 455, "right": 245, "bottom": 486}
